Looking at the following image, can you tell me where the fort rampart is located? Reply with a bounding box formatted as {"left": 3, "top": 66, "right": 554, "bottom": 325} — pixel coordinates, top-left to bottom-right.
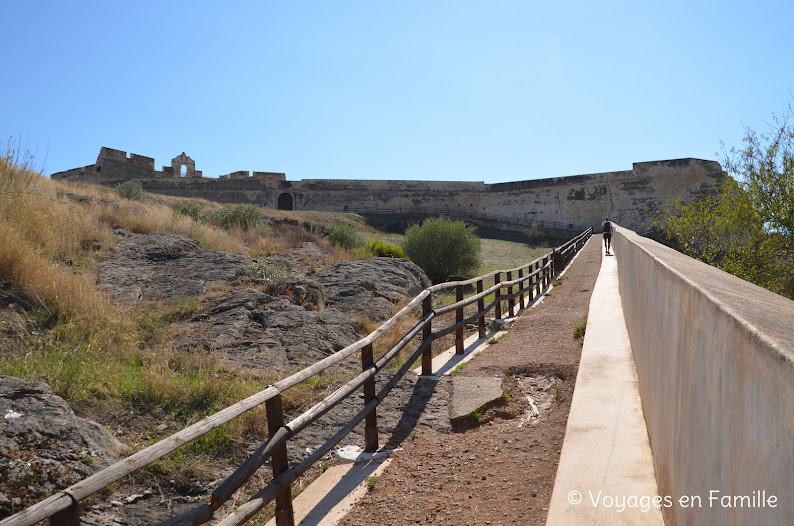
{"left": 52, "top": 147, "right": 725, "bottom": 232}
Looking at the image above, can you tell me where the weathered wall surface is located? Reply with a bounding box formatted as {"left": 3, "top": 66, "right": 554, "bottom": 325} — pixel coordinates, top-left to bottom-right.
{"left": 51, "top": 148, "right": 723, "bottom": 232}
{"left": 289, "top": 158, "right": 721, "bottom": 231}
{"left": 137, "top": 159, "right": 721, "bottom": 231}
{"left": 614, "top": 227, "right": 794, "bottom": 526}
{"left": 481, "top": 159, "right": 723, "bottom": 230}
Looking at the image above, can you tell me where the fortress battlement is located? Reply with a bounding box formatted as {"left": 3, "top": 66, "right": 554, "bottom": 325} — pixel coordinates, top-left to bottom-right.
{"left": 51, "top": 148, "right": 724, "bottom": 232}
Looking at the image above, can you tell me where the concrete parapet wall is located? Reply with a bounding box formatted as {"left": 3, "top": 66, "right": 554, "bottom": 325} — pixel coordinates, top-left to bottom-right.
{"left": 614, "top": 228, "right": 794, "bottom": 526}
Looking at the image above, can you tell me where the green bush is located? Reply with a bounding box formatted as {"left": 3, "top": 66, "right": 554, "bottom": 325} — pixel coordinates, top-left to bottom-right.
{"left": 573, "top": 319, "right": 587, "bottom": 340}
{"left": 205, "top": 205, "right": 261, "bottom": 231}
{"left": 171, "top": 201, "right": 205, "bottom": 221}
{"left": 365, "top": 239, "right": 408, "bottom": 259}
{"left": 241, "top": 262, "right": 297, "bottom": 284}
{"left": 524, "top": 226, "right": 543, "bottom": 244}
{"left": 402, "top": 217, "right": 481, "bottom": 283}
{"left": 170, "top": 202, "right": 260, "bottom": 231}
{"left": 116, "top": 181, "right": 146, "bottom": 201}
{"left": 328, "top": 224, "right": 364, "bottom": 250}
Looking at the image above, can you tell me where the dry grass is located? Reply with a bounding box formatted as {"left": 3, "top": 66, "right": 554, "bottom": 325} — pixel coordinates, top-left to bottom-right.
{"left": 0, "top": 160, "right": 356, "bottom": 445}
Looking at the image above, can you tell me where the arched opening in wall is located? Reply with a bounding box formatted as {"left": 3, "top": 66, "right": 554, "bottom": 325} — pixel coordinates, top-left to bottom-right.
{"left": 277, "top": 193, "right": 294, "bottom": 210}
{"left": 180, "top": 165, "right": 187, "bottom": 178}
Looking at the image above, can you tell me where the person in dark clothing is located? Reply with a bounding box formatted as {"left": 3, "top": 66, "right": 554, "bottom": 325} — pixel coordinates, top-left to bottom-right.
{"left": 601, "top": 217, "right": 614, "bottom": 255}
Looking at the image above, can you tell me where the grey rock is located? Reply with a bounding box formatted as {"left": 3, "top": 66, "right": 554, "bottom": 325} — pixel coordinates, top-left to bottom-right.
{"left": 266, "top": 279, "right": 324, "bottom": 310}
{"left": 175, "top": 289, "right": 358, "bottom": 375}
{"left": 0, "top": 376, "right": 123, "bottom": 518}
{"left": 448, "top": 376, "right": 504, "bottom": 421}
{"left": 99, "top": 232, "right": 254, "bottom": 304}
{"left": 313, "top": 258, "right": 431, "bottom": 320}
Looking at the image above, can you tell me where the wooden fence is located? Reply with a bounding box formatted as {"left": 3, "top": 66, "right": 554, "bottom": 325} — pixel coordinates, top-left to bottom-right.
{"left": 0, "top": 228, "right": 592, "bottom": 526}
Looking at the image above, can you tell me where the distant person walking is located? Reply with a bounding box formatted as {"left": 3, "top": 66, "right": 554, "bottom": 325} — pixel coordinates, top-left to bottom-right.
{"left": 601, "top": 217, "right": 614, "bottom": 255}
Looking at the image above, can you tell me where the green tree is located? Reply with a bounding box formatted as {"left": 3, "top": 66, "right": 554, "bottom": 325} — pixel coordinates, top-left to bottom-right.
{"left": 653, "top": 106, "right": 794, "bottom": 298}
{"left": 402, "top": 217, "right": 481, "bottom": 283}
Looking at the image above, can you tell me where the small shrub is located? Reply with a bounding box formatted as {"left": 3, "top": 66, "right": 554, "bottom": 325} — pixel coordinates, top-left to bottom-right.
{"left": 321, "top": 460, "right": 331, "bottom": 473}
{"left": 367, "top": 476, "right": 379, "bottom": 492}
{"left": 253, "top": 221, "right": 270, "bottom": 237}
{"left": 365, "top": 239, "right": 408, "bottom": 259}
{"left": 468, "top": 409, "right": 483, "bottom": 422}
{"left": 501, "top": 391, "right": 510, "bottom": 402}
{"left": 116, "top": 181, "right": 146, "bottom": 201}
{"left": 573, "top": 319, "right": 587, "bottom": 340}
{"left": 205, "top": 205, "right": 261, "bottom": 231}
{"left": 328, "top": 224, "right": 364, "bottom": 250}
{"left": 171, "top": 201, "right": 205, "bottom": 221}
{"left": 524, "top": 226, "right": 543, "bottom": 244}
{"left": 241, "top": 262, "right": 297, "bottom": 284}
{"left": 403, "top": 218, "right": 481, "bottom": 284}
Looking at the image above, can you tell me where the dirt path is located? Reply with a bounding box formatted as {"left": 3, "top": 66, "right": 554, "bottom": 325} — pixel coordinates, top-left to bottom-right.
{"left": 339, "top": 237, "right": 602, "bottom": 525}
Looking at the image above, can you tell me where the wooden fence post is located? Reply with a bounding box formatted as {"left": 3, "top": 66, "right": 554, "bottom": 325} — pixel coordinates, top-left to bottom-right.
{"left": 455, "top": 285, "right": 464, "bottom": 354}
{"left": 548, "top": 255, "right": 553, "bottom": 287}
{"left": 535, "top": 261, "right": 541, "bottom": 297}
{"left": 543, "top": 255, "right": 550, "bottom": 288}
{"left": 421, "top": 294, "right": 433, "bottom": 375}
{"left": 552, "top": 249, "right": 562, "bottom": 279}
{"left": 518, "top": 268, "right": 525, "bottom": 310}
{"left": 266, "top": 394, "right": 295, "bottom": 526}
{"left": 361, "top": 344, "right": 378, "bottom": 452}
{"left": 506, "top": 271, "right": 515, "bottom": 318}
{"left": 477, "top": 279, "right": 486, "bottom": 338}
{"left": 49, "top": 501, "right": 80, "bottom": 526}
{"left": 494, "top": 273, "right": 502, "bottom": 320}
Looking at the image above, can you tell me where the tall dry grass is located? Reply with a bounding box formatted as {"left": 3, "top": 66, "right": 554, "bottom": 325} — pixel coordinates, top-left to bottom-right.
{"left": 0, "top": 155, "right": 365, "bottom": 469}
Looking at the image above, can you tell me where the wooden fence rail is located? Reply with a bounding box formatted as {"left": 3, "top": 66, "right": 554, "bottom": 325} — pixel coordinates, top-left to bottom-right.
{"left": 0, "top": 228, "right": 591, "bottom": 526}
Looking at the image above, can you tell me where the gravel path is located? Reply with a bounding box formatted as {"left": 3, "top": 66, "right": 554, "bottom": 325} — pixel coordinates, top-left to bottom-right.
{"left": 339, "top": 236, "right": 602, "bottom": 525}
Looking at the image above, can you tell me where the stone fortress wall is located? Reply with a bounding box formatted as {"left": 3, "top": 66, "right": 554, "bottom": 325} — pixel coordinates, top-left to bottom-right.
{"left": 52, "top": 147, "right": 725, "bottom": 232}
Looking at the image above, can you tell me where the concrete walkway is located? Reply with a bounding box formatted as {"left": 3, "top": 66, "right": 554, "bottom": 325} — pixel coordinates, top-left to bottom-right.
{"left": 546, "top": 246, "right": 663, "bottom": 525}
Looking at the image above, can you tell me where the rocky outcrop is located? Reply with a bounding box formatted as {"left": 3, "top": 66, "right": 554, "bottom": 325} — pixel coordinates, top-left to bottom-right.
{"left": 0, "top": 376, "right": 123, "bottom": 518}
{"left": 99, "top": 232, "right": 254, "bottom": 304}
{"left": 175, "top": 289, "right": 358, "bottom": 374}
{"left": 313, "top": 258, "right": 431, "bottom": 320}
{"left": 98, "top": 234, "right": 432, "bottom": 375}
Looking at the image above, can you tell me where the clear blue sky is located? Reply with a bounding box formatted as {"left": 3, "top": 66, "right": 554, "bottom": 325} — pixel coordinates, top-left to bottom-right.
{"left": 2, "top": 0, "right": 793, "bottom": 183}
